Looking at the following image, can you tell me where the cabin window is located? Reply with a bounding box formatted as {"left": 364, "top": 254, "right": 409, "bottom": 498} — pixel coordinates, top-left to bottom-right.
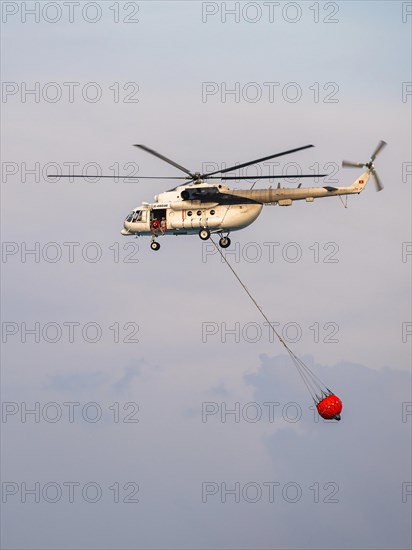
{"left": 187, "top": 211, "right": 192, "bottom": 216}
{"left": 210, "top": 209, "right": 215, "bottom": 215}
{"left": 197, "top": 210, "right": 202, "bottom": 216}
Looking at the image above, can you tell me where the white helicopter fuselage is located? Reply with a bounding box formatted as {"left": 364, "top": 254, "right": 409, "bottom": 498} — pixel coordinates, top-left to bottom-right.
{"left": 121, "top": 183, "right": 263, "bottom": 237}
{"left": 121, "top": 171, "right": 371, "bottom": 238}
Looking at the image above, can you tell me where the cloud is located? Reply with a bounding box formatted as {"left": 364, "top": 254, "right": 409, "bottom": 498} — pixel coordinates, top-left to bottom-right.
{"left": 111, "top": 364, "right": 140, "bottom": 392}
{"left": 46, "top": 370, "right": 108, "bottom": 392}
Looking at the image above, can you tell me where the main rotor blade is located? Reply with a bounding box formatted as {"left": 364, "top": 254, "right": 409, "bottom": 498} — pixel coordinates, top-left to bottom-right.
{"left": 219, "top": 173, "right": 328, "bottom": 180}
{"left": 134, "top": 144, "right": 194, "bottom": 176}
{"left": 201, "top": 144, "right": 315, "bottom": 178}
{"left": 47, "top": 174, "right": 190, "bottom": 179}
{"left": 370, "top": 140, "right": 387, "bottom": 162}
{"left": 372, "top": 168, "right": 384, "bottom": 191}
{"left": 342, "top": 160, "right": 365, "bottom": 168}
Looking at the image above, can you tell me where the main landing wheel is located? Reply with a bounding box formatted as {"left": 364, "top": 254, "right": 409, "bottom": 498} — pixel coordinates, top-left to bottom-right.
{"left": 199, "top": 228, "right": 211, "bottom": 241}
{"left": 150, "top": 241, "right": 160, "bottom": 251}
{"left": 219, "top": 236, "right": 231, "bottom": 248}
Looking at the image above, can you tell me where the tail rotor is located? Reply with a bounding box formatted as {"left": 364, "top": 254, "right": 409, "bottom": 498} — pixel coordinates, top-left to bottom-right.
{"left": 342, "top": 140, "right": 387, "bottom": 192}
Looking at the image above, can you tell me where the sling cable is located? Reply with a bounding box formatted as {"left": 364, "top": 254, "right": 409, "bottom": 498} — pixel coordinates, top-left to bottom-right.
{"left": 212, "top": 238, "right": 342, "bottom": 421}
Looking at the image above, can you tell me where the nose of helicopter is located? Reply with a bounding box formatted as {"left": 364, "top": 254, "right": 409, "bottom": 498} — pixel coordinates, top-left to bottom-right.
{"left": 121, "top": 221, "right": 132, "bottom": 235}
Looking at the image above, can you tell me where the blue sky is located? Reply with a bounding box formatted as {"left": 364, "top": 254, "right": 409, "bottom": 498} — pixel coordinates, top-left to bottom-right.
{"left": 1, "top": 1, "right": 411, "bottom": 548}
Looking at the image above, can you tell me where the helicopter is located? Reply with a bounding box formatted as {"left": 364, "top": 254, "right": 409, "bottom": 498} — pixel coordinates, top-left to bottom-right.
{"left": 49, "top": 141, "right": 386, "bottom": 250}
{"left": 119, "top": 141, "right": 386, "bottom": 250}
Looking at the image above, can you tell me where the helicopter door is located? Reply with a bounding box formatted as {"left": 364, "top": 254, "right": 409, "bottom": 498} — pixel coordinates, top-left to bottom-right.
{"left": 150, "top": 209, "right": 167, "bottom": 233}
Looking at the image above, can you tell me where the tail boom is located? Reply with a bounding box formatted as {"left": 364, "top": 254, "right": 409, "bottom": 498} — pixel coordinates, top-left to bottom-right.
{"left": 223, "top": 170, "right": 371, "bottom": 205}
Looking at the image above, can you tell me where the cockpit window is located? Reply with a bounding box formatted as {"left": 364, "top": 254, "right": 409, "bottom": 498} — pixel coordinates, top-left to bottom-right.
{"left": 126, "top": 210, "right": 143, "bottom": 223}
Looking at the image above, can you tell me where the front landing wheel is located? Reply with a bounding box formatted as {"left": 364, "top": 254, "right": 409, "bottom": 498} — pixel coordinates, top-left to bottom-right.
{"left": 199, "top": 228, "right": 211, "bottom": 241}
{"left": 150, "top": 241, "right": 160, "bottom": 251}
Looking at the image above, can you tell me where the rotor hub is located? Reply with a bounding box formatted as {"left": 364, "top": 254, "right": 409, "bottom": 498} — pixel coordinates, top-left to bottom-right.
{"left": 192, "top": 172, "right": 202, "bottom": 184}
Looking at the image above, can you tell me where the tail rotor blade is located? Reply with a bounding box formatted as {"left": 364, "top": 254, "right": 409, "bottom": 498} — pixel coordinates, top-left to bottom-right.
{"left": 370, "top": 140, "right": 387, "bottom": 162}
{"left": 342, "top": 160, "right": 365, "bottom": 168}
{"left": 372, "top": 169, "right": 384, "bottom": 191}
